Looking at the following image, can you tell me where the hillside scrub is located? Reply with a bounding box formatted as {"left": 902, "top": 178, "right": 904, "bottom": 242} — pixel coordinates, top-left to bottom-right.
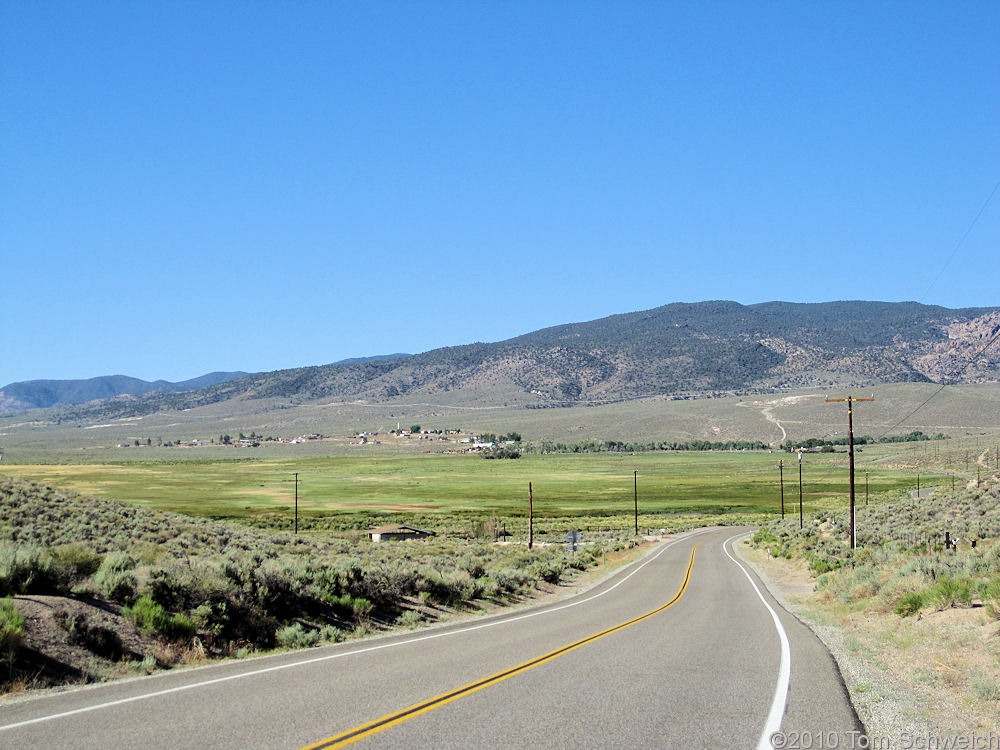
{"left": 748, "top": 474, "right": 1000, "bottom": 735}
{"left": 751, "top": 477, "right": 1000, "bottom": 617}
{"left": 0, "top": 475, "right": 638, "bottom": 689}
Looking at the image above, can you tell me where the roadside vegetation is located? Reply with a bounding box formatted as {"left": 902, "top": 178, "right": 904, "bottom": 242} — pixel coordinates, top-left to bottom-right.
{"left": 0, "top": 475, "right": 643, "bottom": 692}
{"left": 748, "top": 473, "right": 1000, "bottom": 735}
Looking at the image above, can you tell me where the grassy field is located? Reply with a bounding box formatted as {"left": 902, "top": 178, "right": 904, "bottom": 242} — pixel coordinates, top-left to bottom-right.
{"left": 0, "top": 449, "right": 944, "bottom": 533}
{"left": 2, "top": 380, "right": 994, "bottom": 532}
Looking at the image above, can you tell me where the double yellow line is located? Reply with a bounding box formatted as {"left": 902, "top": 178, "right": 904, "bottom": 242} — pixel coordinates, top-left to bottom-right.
{"left": 302, "top": 543, "right": 699, "bottom": 749}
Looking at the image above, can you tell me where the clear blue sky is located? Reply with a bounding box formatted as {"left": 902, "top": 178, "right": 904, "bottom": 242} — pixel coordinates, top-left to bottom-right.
{"left": 2, "top": 1, "right": 998, "bottom": 386}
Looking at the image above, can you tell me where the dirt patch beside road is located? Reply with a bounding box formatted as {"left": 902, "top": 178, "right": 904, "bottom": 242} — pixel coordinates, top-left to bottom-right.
{"left": 5, "top": 595, "right": 201, "bottom": 696}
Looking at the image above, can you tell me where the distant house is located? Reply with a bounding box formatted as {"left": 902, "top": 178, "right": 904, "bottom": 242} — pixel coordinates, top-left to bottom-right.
{"left": 369, "top": 524, "right": 434, "bottom": 542}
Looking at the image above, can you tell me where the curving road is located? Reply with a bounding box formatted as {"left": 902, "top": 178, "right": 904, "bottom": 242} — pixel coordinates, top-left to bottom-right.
{"left": 0, "top": 528, "right": 863, "bottom": 749}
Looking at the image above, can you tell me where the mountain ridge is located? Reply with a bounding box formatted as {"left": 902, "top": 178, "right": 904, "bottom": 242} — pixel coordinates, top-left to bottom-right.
{"left": 0, "top": 372, "right": 250, "bottom": 412}
{"left": 13, "top": 301, "right": 1000, "bottom": 421}
{"left": 0, "top": 354, "right": 414, "bottom": 413}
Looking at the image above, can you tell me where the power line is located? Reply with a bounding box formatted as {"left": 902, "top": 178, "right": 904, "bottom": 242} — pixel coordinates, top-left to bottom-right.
{"left": 876, "top": 324, "right": 1000, "bottom": 439}
{"left": 871, "top": 177, "right": 1000, "bottom": 438}
{"left": 920, "top": 178, "right": 1000, "bottom": 302}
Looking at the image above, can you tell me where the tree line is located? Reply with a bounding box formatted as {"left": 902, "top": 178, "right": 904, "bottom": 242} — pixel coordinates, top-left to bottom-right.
{"left": 781, "top": 430, "right": 947, "bottom": 451}
{"left": 524, "top": 439, "right": 770, "bottom": 454}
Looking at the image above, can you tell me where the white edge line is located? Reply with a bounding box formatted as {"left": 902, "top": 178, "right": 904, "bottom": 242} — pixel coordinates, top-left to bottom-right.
{"left": 723, "top": 533, "right": 791, "bottom": 750}
{"left": 0, "top": 528, "right": 714, "bottom": 733}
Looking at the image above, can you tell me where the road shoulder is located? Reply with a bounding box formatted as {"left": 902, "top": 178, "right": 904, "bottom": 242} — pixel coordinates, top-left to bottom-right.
{"left": 735, "top": 535, "right": 1000, "bottom": 744}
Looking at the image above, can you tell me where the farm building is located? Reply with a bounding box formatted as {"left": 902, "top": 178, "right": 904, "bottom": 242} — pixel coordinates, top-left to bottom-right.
{"left": 369, "top": 524, "right": 435, "bottom": 542}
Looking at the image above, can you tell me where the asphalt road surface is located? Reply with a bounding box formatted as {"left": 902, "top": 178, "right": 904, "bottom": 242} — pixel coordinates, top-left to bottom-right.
{"left": 0, "top": 527, "right": 864, "bottom": 749}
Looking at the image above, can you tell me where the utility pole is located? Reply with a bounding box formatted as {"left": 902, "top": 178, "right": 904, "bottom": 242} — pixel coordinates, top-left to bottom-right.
{"left": 865, "top": 471, "right": 869, "bottom": 506}
{"left": 779, "top": 459, "right": 785, "bottom": 519}
{"left": 797, "top": 451, "right": 804, "bottom": 530}
{"left": 294, "top": 472, "right": 299, "bottom": 535}
{"left": 826, "top": 395, "right": 875, "bottom": 550}
{"left": 633, "top": 470, "right": 638, "bottom": 536}
{"left": 916, "top": 474, "right": 920, "bottom": 498}
{"left": 528, "top": 482, "right": 534, "bottom": 550}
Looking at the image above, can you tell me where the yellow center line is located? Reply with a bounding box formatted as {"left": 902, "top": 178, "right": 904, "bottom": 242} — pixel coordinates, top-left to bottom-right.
{"left": 301, "top": 542, "right": 700, "bottom": 750}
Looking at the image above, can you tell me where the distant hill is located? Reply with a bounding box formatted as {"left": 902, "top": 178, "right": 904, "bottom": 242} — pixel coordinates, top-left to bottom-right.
{"left": 329, "top": 353, "right": 411, "bottom": 367}
{"left": 0, "top": 372, "right": 248, "bottom": 412}
{"left": 25, "top": 301, "right": 1000, "bottom": 421}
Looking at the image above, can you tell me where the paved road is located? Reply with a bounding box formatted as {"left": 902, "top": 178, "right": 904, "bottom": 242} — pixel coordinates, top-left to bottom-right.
{"left": 0, "top": 528, "right": 863, "bottom": 749}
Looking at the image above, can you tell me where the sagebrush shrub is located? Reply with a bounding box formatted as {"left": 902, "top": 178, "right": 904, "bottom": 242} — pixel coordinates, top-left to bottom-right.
{"left": 145, "top": 563, "right": 209, "bottom": 611}
{"left": 50, "top": 544, "right": 103, "bottom": 587}
{"left": 0, "top": 544, "right": 59, "bottom": 596}
{"left": 124, "top": 596, "right": 196, "bottom": 640}
{"left": 0, "top": 597, "right": 25, "bottom": 667}
{"left": 319, "top": 625, "right": 343, "bottom": 643}
{"left": 395, "top": 609, "right": 423, "bottom": 628}
{"left": 977, "top": 577, "right": 1000, "bottom": 620}
{"left": 532, "top": 560, "right": 564, "bottom": 584}
{"left": 893, "top": 591, "right": 924, "bottom": 617}
{"left": 275, "top": 622, "right": 320, "bottom": 649}
{"left": 925, "top": 577, "right": 974, "bottom": 610}
{"left": 94, "top": 552, "right": 137, "bottom": 604}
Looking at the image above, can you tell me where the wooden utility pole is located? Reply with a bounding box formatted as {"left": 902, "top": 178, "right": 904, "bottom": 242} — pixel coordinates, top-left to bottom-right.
{"left": 779, "top": 460, "right": 785, "bottom": 519}
{"left": 865, "top": 471, "right": 869, "bottom": 506}
{"left": 528, "top": 482, "right": 534, "bottom": 549}
{"left": 917, "top": 474, "right": 920, "bottom": 498}
{"left": 826, "top": 396, "right": 874, "bottom": 550}
{"left": 797, "top": 451, "right": 803, "bottom": 530}
{"left": 294, "top": 472, "right": 299, "bottom": 535}
{"left": 633, "top": 470, "right": 638, "bottom": 536}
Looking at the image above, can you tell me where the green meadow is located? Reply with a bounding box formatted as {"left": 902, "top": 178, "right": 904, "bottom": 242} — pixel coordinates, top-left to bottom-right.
{"left": 0, "top": 449, "right": 938, "bottom": 529}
